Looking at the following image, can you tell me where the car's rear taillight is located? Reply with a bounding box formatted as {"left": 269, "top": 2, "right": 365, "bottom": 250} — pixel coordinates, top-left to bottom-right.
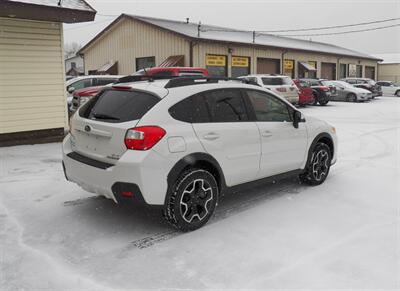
{"left": 124, "top": 126, "right": 166, "bottom": 150}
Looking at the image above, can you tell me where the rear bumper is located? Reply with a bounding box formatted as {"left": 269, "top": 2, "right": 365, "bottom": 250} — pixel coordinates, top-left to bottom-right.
{"left": 62, "top": 134, "right": 169, "bottom": 205}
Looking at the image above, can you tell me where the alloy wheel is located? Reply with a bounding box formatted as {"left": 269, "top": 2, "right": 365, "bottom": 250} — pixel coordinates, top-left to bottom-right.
{"left": 180, "top": 179, "right": 213, "bottom": 223}
{"left": 311, "top": 149, "right": 330, "bottom": 182}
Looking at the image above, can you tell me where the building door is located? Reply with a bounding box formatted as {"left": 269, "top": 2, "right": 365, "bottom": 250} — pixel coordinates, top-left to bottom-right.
{"left": 231, "top": 56, "right": 250, "bottom": 77}
{"left": 257, "top": 58, "right": 280, "bottom": 74}
{"left": 365, "top": 66, "right": 376, "bottom": 80}
{"left": 321, "top": 62, "right": 336, "bottom": 80}
{"left": 206, "top": 55, "right": 227, "bottom": 77}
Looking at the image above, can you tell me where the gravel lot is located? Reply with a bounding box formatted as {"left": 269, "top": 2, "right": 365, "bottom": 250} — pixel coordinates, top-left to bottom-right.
{"left": 1, "top": 97, "right": 399, "bottom": 290}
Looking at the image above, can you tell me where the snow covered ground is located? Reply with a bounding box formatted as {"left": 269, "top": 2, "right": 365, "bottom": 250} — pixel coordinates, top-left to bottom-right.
{"left": 1, "top": 97, "right": 399, "bottom": 290}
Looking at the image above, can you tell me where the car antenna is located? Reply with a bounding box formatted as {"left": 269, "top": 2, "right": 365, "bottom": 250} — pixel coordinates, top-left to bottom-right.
{"left": 142, "top": 67, "right": 154, "bottom": 82}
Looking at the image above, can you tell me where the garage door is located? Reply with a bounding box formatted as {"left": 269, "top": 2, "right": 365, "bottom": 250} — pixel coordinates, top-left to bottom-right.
{"left": 365, "top": 66, "right": 375, "bottom": 79}
{"left": 257, "top": 58, "right": 280, "bottom": 74}
{"left": 321, "top": 63, "right": 336, "bottom": 80}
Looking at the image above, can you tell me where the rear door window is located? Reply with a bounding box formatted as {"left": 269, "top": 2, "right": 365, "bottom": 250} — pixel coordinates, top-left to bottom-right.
{"left": 81, "top": 90, "right": 160, "bottom": 123}
{"left": 169, "top": 94, "right": 210, "bottom": 123}
{"left": 204, "top": 89, "right": 248, "bottom": 122}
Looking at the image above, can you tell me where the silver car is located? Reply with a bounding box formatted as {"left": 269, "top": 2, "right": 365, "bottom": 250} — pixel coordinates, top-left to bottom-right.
{"left": 328, "top": 81, "right": 372, "bottom": 102}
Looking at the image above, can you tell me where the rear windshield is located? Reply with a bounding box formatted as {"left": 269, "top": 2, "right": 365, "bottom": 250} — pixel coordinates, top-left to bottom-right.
{"left": 262, "top": 77, "right": 292, "bottom": 86}
{"left": 80, "top": 89, "right": 160, "bottom": 123}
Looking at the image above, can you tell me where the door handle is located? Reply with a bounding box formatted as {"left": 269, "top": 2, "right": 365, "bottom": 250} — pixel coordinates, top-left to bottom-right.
{"left": 203, "top": 132, "right": 220, "bottom": 140}
{"left": 262, "top": 130, "right": 273, "bottom": 137}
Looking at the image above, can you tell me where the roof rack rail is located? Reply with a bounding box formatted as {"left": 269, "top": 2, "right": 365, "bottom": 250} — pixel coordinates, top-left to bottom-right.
{"left": 164, "top": 76, "right": 260, "bottom": 89}
{"left": 114, "top": 75, "right": 178, "bottom": 84}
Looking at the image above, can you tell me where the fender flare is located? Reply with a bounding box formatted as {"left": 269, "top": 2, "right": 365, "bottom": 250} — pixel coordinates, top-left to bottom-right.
{"left": 304, "top": 132, "right": 334, "bottom": 170}
{"left": 166, "top": 152, "right": 227, "bottom": 192}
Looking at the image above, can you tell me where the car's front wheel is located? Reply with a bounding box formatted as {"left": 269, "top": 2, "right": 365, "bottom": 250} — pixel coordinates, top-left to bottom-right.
{"left": 300, "top": 142, "right": 332, "bottom": 186}
{"left": 396, "top": 90, "right": 400, "bottom": 97}
{"left": 346, "top": 93, "right": 357, "bottom": 102}
{"left": 164, "top": 169, "right": 218, "bottom": 231}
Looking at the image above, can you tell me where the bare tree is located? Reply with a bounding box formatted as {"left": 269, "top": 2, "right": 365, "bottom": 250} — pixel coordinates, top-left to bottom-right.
{"left": 64, "top": 42, "right": 82, "bottom": 58}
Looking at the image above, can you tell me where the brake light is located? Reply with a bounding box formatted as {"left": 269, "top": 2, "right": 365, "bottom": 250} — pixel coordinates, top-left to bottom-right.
{"left": 124, "top": 126, "right": 166, "bottom": 150}
{"left": 112, "top": 85, "right": 132, "bottom": 90}
{"left": 321, "top": 86, "right": 330, "bottom": 92}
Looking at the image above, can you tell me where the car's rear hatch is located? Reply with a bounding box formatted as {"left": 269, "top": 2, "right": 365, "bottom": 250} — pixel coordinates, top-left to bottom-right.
{"left": 69, "top": 88, "right": 164, "bottom": 165}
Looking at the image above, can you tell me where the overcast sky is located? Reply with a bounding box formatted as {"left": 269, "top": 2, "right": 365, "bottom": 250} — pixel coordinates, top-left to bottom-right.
{"left": 64, "top": 0, "right": 400, "bottom": 59}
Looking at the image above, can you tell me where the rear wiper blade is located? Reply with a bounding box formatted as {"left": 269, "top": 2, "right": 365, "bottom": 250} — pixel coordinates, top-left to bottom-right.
{"left": 92, "top": 113, "right": 120, "bottom": 120}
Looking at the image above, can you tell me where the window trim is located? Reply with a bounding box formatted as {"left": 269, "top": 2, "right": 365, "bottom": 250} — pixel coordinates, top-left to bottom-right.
{"left": 242, "top": 88, "right": 294, "bottom": 122}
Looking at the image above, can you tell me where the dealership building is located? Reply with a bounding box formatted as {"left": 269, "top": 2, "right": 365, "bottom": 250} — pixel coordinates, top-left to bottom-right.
{"left": 79, "top": 14, "right": 381, "bottom": 80}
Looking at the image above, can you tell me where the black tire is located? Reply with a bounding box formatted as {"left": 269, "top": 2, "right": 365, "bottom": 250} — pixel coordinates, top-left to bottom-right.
{"left": 396, "top": 90, "right": 400, "bottom": 97}
{"left": 164, "top": 168, "right": 218, "bottom": 232}
{"left": 300, "top": 143, "right": 332, "bottom": 186}
{"left": 346, "top": 93, "right": 357, "bottom": 102}
{"left": 312, "top": 91, "right": 319, "bottom": 105}
{"left": 319, "top": 99, "right": 329, "bottom": 106}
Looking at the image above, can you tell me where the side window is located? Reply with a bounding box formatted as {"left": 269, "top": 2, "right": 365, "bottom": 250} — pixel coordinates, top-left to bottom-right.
{"left": 94, "top": 78, "right": 117, "bottom": 86}
{"left": 204, "top": 89, "right": 248, "bottom": 122}
{"left": 169, "top": 94, "right": 210, "bottom": 123}
{"left": 68, "top": 78, "right": 91, "bottom": 90}
{"left": 246, "top": 90, "right": 292, "bottom": 122}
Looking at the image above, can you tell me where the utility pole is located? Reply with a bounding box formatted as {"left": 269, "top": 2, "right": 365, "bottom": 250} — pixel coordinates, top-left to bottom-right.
{"left": 252, "top": 31, "right": 256, "bottom": 43}
{"left": 197, "top": 22, "right": 201, "bottom": 38}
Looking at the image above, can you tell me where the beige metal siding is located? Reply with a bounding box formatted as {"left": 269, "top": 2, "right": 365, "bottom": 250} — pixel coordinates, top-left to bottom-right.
{"left": 83, "top": 18, "right": 190, "bottom": 75}
{"left": 378, "top": 63, "right": 400, "bottom": 82}
{"left": 0, "top": 17, "right": 67, "bottom": 134}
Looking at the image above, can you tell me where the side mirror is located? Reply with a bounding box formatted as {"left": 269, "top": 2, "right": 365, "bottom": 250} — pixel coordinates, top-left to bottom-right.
{"left": 67, "top": 86, "right": 75, "bottom": 94}
{"left": 293, "top": 110, "right": 303, "bottom": 128}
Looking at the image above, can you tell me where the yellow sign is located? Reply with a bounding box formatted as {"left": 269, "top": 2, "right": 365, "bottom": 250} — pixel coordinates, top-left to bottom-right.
{"left": 232, "top": 56, "right": 249, "bottom": 67}
{"left": 308, "top": 61, "right": 317, "bottom": 69}
{"left": 284, "top": 60, "right": 294, "bottom": 70}
{"left": 206, "top": 55, "right": 226, "bottom": 67}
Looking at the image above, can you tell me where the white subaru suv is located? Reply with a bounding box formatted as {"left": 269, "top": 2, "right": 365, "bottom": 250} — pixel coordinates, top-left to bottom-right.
{"left": 62, "top": 77, "right": 337, "bottom": 231}
{"left": 239, "top": 74, "right": 300, "bottom": 104}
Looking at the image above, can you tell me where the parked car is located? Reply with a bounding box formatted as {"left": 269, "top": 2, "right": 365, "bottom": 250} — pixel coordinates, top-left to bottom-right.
{"left": 293, "top": 79, "right": 314, "bottom": 106}
{"left": 62, "top": 77, "right": 337, "bottom": 231}
{"left": 70, "top": 68, "right": 210, "bottom": 113}
{"left": 299, "top": 79, "right": 331, "bottom": 106}
{"left": 239, "top": 74, "right": 299, "bottom": 104}
{"left": 341, "top": 78, "right": 382, "bottom": 98}
{"left": 329, "top": 81, "right": 372, "bottom": 102}
{"left": 66, "top": 75, "right": 122, "bottom": 110}
{"left": 376, "top": 81, "right": 400, "bottom": 97}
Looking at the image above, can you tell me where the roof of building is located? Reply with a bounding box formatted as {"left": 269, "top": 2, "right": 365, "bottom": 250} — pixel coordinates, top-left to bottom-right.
{"left": 79, "top": 14, "right": 381, "bottom": 61}
{"left": 373, "top": 53, "right": 400, "bottom": 64}
{"left": 0, "top": 0, "right": 96, "bottom": 23}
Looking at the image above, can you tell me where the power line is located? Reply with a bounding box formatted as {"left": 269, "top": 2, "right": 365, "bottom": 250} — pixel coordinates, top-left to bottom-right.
{"left": 277, "top": 23, "right": 400, "bottom": 37}
{"left": 259, "top": 17, "right": 400, "bottom": 33}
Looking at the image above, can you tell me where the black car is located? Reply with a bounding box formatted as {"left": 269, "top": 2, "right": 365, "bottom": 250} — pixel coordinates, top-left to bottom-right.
{"left": 340, "top": 78, "right": 382, "bottom": 98}
{"left": 299, "top": 78, "right": 333, "bottom": 106}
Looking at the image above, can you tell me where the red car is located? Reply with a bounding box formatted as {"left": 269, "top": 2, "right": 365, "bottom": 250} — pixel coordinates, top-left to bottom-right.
{"left": 70, "top": 67, "right": 210, "bottom": 112}
{"left": 294, "top": 79, "right": 314, "bottom": 106}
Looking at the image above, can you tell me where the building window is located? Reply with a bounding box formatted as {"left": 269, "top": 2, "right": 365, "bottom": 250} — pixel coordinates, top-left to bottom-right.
{"left": 206, "top": 55, "right": 227, "bottom": 77}
{"left": 71, "top": 62, "right": 76, "bottom": 69}
{"left": 339, "top": 64, "right": 347, "bottom": 79}
{"left": 283, "top": 59, "right": 294, "bottom": 78}
{"left": 356, "top": 65, "right": 363, "bottom": 78}
{"left": 135, "top": 56, "right": 155, "bottom": 71}
{"left": 231, "top": 56, "right": 250, "bottom": 78}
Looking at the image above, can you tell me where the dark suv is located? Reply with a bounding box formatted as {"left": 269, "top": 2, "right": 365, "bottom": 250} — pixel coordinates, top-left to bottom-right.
{"left": 341, "top": 78, "right": 382, "bottom": 98}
